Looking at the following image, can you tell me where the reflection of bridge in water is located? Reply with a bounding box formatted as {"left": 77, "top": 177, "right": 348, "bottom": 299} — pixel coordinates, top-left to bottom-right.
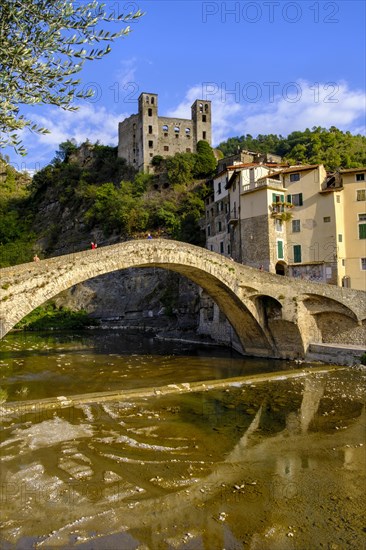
{"left": 0, "top": 239, "right": 365, "bottom": 358}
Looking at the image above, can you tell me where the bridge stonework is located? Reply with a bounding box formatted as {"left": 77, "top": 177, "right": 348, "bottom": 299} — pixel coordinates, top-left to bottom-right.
{"left": 0, "top": 240, "right": 365, "bottom": 359}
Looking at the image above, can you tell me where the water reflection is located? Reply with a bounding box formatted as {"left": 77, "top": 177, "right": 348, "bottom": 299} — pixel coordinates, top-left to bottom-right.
{"left": 0, "top": 332, "right": 365, "bottom": 549}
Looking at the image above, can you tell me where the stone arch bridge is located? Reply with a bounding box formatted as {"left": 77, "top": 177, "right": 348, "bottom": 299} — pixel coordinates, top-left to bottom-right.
{"left": 0, "top": 240, "right": 365, "bottom": 359}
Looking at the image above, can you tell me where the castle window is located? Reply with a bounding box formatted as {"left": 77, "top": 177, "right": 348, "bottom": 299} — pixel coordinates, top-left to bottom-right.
{"left": 162, "top": 125, "right": 168, "bottom": 132}
{"left": 164, "top": 146, "right": 169, "bottom": 151}
{"left": 174, "top": 126, "right": 180, "bottom": 132}
{"left": 148, "top": 108, "right": 152, "bottom": 116}
{"left": 186, "top": 148, "right": 191, "bottom": 152}
{"left": 205, "top": 104, "right": 209, "bottom": 112}
{"left": 148, "top": 140, "right": 153, "bottom": 148}
{"left": 185, "top": 127, "right": 190, "bottom": 135}
{"left": 202, "top": 131, "right": 206, "bottom": 139}
{"left": 151, "top": 97, "right": 155, "bottom": 105}
{"left": 199, "top": 103, "right": 203, "bottom": 112}
{"left": 202, "top": 115, "right": 206, "bottom": 122}
{"left": 148, "top": 125, "right": 152, "bottom": 134}
{"left": 146, "top": 96, "right": 149, "bottom": 103}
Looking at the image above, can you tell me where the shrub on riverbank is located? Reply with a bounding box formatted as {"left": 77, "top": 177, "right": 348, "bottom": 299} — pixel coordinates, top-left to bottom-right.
{"left": 15, "top": 303, "right": 98, "bottom": 331}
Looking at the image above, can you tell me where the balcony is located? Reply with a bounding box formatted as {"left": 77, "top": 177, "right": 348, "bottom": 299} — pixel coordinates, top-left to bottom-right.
{"left": 241, "top": 178, "right": 283, "bottom": 194}
{"left": 227, "top": 208, "right": 239, "bottom": 224}
{"left": 269, "top": 201, "right": 294, "bottom": 221}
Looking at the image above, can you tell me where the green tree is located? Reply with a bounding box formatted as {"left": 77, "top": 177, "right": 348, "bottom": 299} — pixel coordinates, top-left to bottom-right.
{"left": 193, "top": 140, "right": 217, "bottom": 178}
{"left": 0, "top": 0, "right": 143, "bottom": 154}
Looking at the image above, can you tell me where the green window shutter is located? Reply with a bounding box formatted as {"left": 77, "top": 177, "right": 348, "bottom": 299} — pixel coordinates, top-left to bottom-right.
{"left": 272, "top": 193, "right": 276, "bottom": 202}
{"left": 299, "top": 193, "right": 303, "bottom": 206}
{"left": 359, "top": 223, "right": 366, "bottom": 239}
{"left": 294, "top": 245, "right": 302, "bottom": 263}
{"left": 280, "top": 195, "right": 285, "bottom": 202}
{"left": 287, "top": 194, "right": 292, "bottom": 203}
{"left": 277, "top": 240, "right": 284, "bottom": 259}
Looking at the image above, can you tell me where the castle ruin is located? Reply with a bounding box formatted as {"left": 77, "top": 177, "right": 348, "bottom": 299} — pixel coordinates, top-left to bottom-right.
{"left": 118, "top": 92, "right": 212, "bottom": 172}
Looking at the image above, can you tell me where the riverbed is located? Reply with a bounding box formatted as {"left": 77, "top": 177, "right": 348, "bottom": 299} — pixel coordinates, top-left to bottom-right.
{"left": 0, "top": 331, "right": 365, "bottom": 549}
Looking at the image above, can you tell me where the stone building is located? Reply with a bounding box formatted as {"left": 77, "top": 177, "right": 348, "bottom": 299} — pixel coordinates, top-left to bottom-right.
{"left": 118, "top": 92, "right": 212, "bottom": 172}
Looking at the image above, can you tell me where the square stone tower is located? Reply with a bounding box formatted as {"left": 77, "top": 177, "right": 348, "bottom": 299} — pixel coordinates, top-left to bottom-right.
{"left": 118, "top": 92, "right": 212, "bottom": 172}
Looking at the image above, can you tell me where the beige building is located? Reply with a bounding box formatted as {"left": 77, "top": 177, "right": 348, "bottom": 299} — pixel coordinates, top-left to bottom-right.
{"left": 118, "top": 92, "right": 212, "bottom": 173}
{"left": 204, "top": 160, "right": 366, "bottom": 291}
{"left": 336, "top": 168, "right": 366, "bottom": 290}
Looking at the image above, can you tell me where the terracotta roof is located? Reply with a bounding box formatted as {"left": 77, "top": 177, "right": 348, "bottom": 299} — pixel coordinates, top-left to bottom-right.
{"left": 280, "top": 164, "right": 321, "bottom": 174}
{"left": 339, "top": 167, "right": 366, "bottom": 173}
{"left": 226, "top": 162, "right": 281, "bottom": 170}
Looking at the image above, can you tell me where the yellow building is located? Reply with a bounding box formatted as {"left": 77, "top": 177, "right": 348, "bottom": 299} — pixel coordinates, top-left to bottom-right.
{"left": 337, "top": 168, "right": 366, "bottom": 291}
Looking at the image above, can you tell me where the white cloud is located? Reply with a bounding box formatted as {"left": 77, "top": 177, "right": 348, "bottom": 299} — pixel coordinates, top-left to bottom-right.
{"left": 21, "top": 103, "right": 131, "bottom": 168}
{"left": 169, "top": 80, "right": 366, "bottom": 146}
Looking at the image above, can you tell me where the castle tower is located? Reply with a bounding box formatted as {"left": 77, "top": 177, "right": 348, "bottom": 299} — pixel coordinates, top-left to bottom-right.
{"left": 138, "top": 93, "right": 159, "bottom": 172}
{"left": 191, "top": 100, "right": 212, "bottom": 150}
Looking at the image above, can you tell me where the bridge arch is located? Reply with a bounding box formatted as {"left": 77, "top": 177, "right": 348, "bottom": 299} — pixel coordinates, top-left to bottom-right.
{"left": 0, "top": 240, "right": 364, "bottom": 358}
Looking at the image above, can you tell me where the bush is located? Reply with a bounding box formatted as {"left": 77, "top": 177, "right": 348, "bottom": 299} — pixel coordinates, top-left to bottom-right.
{"left": 15, "top": 303, "right": 98, "bottom": 331}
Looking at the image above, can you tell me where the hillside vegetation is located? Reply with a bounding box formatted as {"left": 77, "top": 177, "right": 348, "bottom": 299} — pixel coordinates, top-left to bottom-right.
{"left": 1, "top": 126, "right": 365, "bottom": 268}
{"left": 217, "top": 127, "right": 366, "bottom": 170}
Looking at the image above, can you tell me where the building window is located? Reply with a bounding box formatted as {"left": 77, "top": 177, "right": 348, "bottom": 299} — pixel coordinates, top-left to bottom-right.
{"left": 202, "top": 131, "right": 206, "bottom": 139}
{"left": 151, "top": 97, "right": 155, "bottom": 105}
{"left": 148, "top": 140, "right": 153, "bottom": 148}
{"left": 336, "top": 195, "right": 341, "bottom": 203}
{"left": 358, "top": 213, "right": 366, "bottom": 239}
{"left": 162, "top": 124, "right": 168, "bottom": 132}
{"left": 148, "top": 108, "right": 152, "bottom": 116}
{"left": 290, "top": 173, "right": 300, "bottom": 182}
{"left": 356, "top": 173, "right": 365, "bottom": 181}
{"left": 199, "top": 103, "right": 203, "bottom": 113}
{"left": 227, "top": 244, "right": 231, "bottom": 255}
{"left": 202, "top": 115, "right": 206, "bottom": 122}
{"left": 273, "top": 193, "right": 284, "bottom": 203}
{"left": 220, "top": 241, "right": 224, "bottom": 254}
{"left": 164, "top": 146, "right": 169, "bottom": 152}
{"left": 218, "top": 221, "right": 222, "bottom": 232}
{"left": 174, "top": 126, "right": 180, "bottom": 133}
{"left": 207, "top": 225, "right": 211, "bottom": 237}
{"left": 210, "top": 244, "right": 213, "bottom": 251}
{"left": 148, "top": 125, "right": 152, "bottom": 134}
{"left": 361, "top": 258, "right": 366, "bottom": 270}
{"left": 292, "top": 219, "right": 300, "bottom": 233}
{"left": 275, "top": 219, "right": 283, "bottom": 232}
{"left": 277, "top": 240, "right": 284, "bottom": 259}
{"left": 185, "top": 128, "right": 190, "bottom": 135}
{"left": 338, "top": 234, "right": 343, "bottom": 242}
{"left": 293, "top": 244, "right": 302, "bottom": 263}
{"left": 323, "top": 216, "right": 331, "bottom": 223}
{"left": 342, "top": 259, "right": 345, "bottom": 266}
{"left": 220, "top": 201, "right": 224, "bottom": 211}
{"left": 186, "top": 148, "right": 191, "bottom": 152}
{"left": 357, "top": 189, "right": 366, "bottom": 201}
{"left": 218, "top": 182, "right": 221, "bottom": 194}
{"left": 287, "top": 193, "right": 303, "bottom": 206}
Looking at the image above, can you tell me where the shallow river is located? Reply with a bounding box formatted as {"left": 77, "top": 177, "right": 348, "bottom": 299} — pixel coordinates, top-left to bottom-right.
{"left": 0, "top": 331, "right": 365, "bottom": 549}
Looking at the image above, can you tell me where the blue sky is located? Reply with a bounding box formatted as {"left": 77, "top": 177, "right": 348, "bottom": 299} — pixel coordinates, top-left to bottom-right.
{"left": 5, "top": 0, "right": 366, "bottom": 173}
